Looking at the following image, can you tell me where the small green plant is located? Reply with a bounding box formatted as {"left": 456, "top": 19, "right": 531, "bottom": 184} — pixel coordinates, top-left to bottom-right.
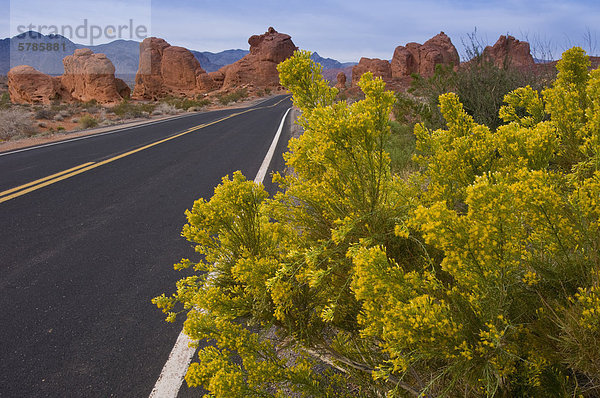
{"left": 217, "top": 88, "right": 249, "bottom": 105}
{"left": 385, "top": 120, "right": 417, "bottom": 173}
{"left": 0, "top": 92, "right": 11, "bottom": 109}
{"left": 79, "top": 115, "right": 98, "bottom": 129}
{"left": 111, "top": 100, "right": 155, "bottom": 118}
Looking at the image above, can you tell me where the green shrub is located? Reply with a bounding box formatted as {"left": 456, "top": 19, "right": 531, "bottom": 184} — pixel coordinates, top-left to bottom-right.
{"left": 79, "top": 115, "right": 98, "bottom": 129}
{"left": 217, "top": 88, "right": 249, "bottom": 105}
{"left": 0, "top": 92, "right": 11, "bottom": 109}
{"left": 385, "top": 120, "right": 417, "bottom": 174}
{"left": 405, "top": 58, "right": 550, "bottom": 131}
{"left": 111, "top": 100, "right": 154, "bottom": 118}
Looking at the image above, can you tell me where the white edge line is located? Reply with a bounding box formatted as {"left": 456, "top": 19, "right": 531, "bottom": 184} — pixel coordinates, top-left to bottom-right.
{"left": 0, "top": 95, "right": 288, "bottom": 158}
{"left": 149, "top": 106, "right": 292, "bottom": 398}
{"left": 254, "top": 107, "right": 292, "bottom": 184}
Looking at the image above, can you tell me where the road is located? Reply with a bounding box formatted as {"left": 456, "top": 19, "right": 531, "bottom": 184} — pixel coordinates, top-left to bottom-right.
{"left": 0, "top": 95, "right": 292, "bottom": 397}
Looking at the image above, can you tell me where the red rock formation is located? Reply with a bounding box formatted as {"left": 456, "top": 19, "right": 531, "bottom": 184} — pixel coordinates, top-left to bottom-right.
{"left": 391, "top": 32, "right": 459, "bottom": 78}
{"left": 133, "top": 37, "right": 212, "bottom": 99}
{"left": 482, "top": 35, "right": 534, "bottom": 68}
{"left": 351, "top": 32, "right": 459, "bottom": 90}
{"left": 7, "top": 65, "right": 67, "bottom": 104}
{"left": 335, "top": 71, "right": 347, "bottom": 90}
{"left": 115, "top": 78, "right": 131, "bottom": 99}
{"left": 351, "top": 58, "right": 392, "bottom": 86}
{"left": 61, "top": 48, "right": 126, "bottom": 103}
{"left": 8, "top": 49, "right": 129, "bottom": 104}
{"left": 218, "top": 27, "right": 297, "bottom": 90}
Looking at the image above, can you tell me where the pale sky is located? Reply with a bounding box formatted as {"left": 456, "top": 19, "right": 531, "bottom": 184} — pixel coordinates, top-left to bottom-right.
{"left": 2, "top": 0, "right": 599, "bottom": 62}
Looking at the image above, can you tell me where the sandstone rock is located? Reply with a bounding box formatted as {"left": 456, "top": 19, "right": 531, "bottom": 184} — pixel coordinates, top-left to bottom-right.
{"left": 335, "top": 71, "right": 347, "bottom": 90}
{"left": 351, "top": 58, "right": 392, "bottom": 86}
{"left": 61, "top": 48, "right": 125, "bottom": 103}
{"left": 7, "top": 65, "right": 66, "bottom": 104}
{"left": 482, "top": 35, "right": 535, "bottom": 68}
{"left": 133, "top": 37, "right": 211, "bottom": 99}
{"left": 219, "top": 27, "right": 297, "bottom": 90}
{"left": 391, "top": 32, "right": 459, "bottom": 78}
{"left": 115, "top": 78, "right": 131, "bottom": 99}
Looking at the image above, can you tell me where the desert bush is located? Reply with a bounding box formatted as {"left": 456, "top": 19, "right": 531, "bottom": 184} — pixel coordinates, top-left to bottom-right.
{"left": 405, "top": 59, "right": 543, "bottom": 131}
{"left": 111, "top": 100, "right": 154, "bottom": 118}
{"left": 79, "top": 115, "right": 98, "bottom": 129}
{"left": 0, "top": 92, "right": 10, "bottom": 109}
{"left": 256, "top": 88, "right": 273, "bottom": 98}
{"left": 34, "top": 108, "right": 57, "bottom": 120}
{"left": 152, "top": 102, "right": 178, "bottom": 115}
{"left": 217, "top": 88, "right": 249, "bottom": 105}
{"left": 0, "top": 108, "right": 37, "bottom": 139}
{"left": 163, "top": 96, "right": 211, "bottom": 110}
{"left": 155, "top": 49, "right": 600, "bottom": 397}
{"left": 385, "top": 120, "right": 417, "bottom": 174}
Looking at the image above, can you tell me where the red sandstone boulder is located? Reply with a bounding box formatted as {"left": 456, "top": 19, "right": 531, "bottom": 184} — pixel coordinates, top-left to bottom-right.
{"left": 133, "top": 37, "right": 211, "bottom": 99}
{"left": 335, "top": 71, "right": 347, "bottom": 90}
{"left": 7, "top": 65, "right": 67, "bottom": 104}
{"left": 351, "top": 58, "right": 392, "bottom": 85}
{"left": 115, "top": 78, "right": 131, "bottom": 99}
{"left": 482, "top": 35, "right": 535, "bottom": 68}
{"left": 391, "top": 32, "right": 459, "bottom": 78}
{"left": 61, "top": 48, "right": 125, "bottom": 104}
{"left": 219, "top": 27, "right": 297, "bottom": 90}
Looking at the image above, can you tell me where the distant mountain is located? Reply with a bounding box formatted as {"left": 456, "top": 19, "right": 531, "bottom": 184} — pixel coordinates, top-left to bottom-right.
{"left": 191, "top": 49, "right": 248, "bottom": 72}
{"left": 311, "top": 52, "right": 356, "bottom": 70}
{"left": 0, "top": 31, "right": 249, "bottom": 82}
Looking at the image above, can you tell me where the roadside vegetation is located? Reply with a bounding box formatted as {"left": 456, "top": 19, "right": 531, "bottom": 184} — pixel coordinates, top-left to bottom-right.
{"left": 155, "top": 48, "right": 600, "bottom": 397}
{"left": 0, "top": 86, "right": 271, "bottom": 143}
{"left": 217, "top": 88, "right": 249, "bottom": 105}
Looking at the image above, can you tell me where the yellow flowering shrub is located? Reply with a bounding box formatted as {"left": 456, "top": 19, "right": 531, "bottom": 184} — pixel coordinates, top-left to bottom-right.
{"left": 155, "top": 48, "right": 600, "bottom": 397}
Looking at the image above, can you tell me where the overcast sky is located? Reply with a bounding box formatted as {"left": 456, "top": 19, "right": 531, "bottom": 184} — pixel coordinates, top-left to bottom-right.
{"left": 2, "top": 0, "right": 599, "bottom": 62}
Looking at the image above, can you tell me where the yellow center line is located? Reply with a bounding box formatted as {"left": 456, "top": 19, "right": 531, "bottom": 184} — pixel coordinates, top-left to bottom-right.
{"left": 0, "top": 162, "right": 95, "bottom": 199}
{"left": 0, "top": 96, "right": 291, "bottom": 204}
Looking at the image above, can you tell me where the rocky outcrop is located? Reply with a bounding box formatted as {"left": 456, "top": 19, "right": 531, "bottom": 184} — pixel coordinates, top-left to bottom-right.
{"left": 335, "top": 71, "right": 347, "bottom": 90}
{"left": 218, "top": 27, "right": 297, "bottom": 90}
{"left": 391, "top": 32, "right": 459, "bottom": 78}
{"left": 132, "top": 37, "right": 214, "bottom": 99}
{"left": 7, "top": 65, "right": 68, "bottom": 104}
{"left": 351, "top": 32, "right": 459, "bottom": 88}
{"left": 61, "top": 48, "right": 127, "bottom": 103}
{"left": 8, "top": 48, "right": 129, "bottom": 104}
{"left": 482, "top": 35, "right": 534, "bottom": 68}
{"left": 351, "top": 58, "right": 392, "bottom": 85}
{"left": 132, "top": 28, "right": 295, "bottom": 97}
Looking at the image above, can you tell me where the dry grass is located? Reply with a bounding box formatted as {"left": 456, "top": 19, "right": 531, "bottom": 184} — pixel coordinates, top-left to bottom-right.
{"left": 0, "top": 108, "right": 37, "bottom": 140}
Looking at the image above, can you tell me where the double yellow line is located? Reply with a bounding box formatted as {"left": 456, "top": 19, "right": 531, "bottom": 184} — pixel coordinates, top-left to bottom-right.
{"left": 0, "top": 96, "right": 290, "bottom": 204}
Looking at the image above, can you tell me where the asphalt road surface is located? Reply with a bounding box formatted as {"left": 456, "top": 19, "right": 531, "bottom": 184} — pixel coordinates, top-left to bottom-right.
{"left": 0, "top": 95, "right": 293, "bottom": 397}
